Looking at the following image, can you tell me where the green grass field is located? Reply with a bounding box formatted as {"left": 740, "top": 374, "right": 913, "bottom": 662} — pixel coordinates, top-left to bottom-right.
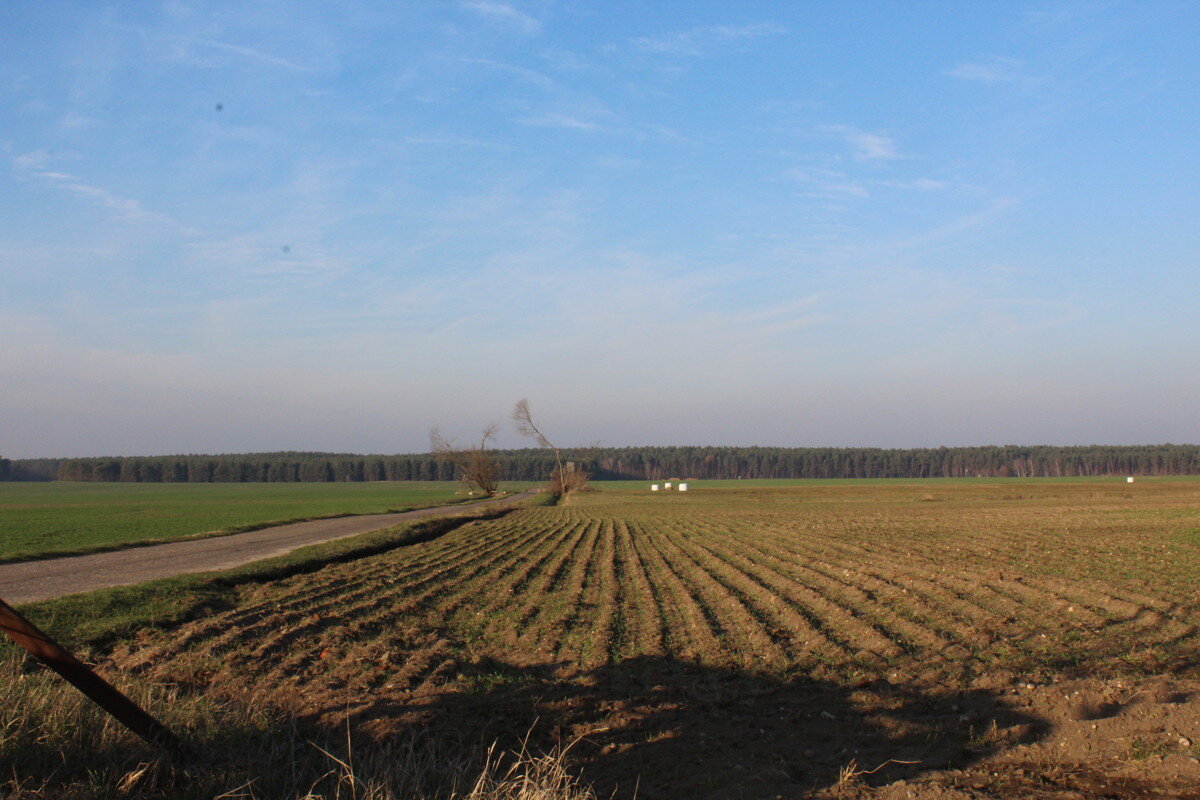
{"left": 0, "top": 477, "right": 1186, "bottom": 563}
{"left": 594, "top": 475, "right": 1197, "bottom": 490}
{"left": 0, "top": 481, "right": 532, "bottom": 562}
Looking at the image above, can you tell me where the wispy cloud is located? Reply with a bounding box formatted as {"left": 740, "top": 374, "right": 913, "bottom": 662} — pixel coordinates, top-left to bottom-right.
{"left": 462, "top": 1, "right": 541, "bottom": 34}
{"left": 402, "top": 135, "right": 501, "bottom": 148}
{"left": 185, "top": 231, "right": 351, "bottom": 289}
{"left": 869, "top": 198, "right": 1018, "bottom": 257}
{"left": 633, "top": 22, "right": 787, "bottom": 57}
{"left": 60, "top": 112, "right": 99, "bottom": 129}
{"left": 167, "top": 36, "right": 319, "bottom": 72}
{"left": 820, "top": 125, "right": 901, "bottom": 161}
{"left": 639, "top": 122, "right": 693, "bottom": 144}
{"left": 518, "top": 113, "right": 602, "bottom": 131}
{"left": 947, "top": 56, "right": 1033, "bottom": 85}
{"left": 981, "top": 297, "right": 1085, "bottom": 335}
{"left": 11, "top": 151, "right": 54, "bottom": 170}
{"left": 457, "top": 56, "right": 682, "bottom": 141}
{"left": 539, "top": 49, "right": 593, "bottom": 71}
{"left": 32, "top": 171, "right": 196, "bottom": 233}
{"left": 910, "top": 178, "right": 948, "bottom": 191}
{"left": 880, "top": 178, "right": 950, "bottom": 191}
{"left": 733, "top": 293, "right": 831, "bottom": 335}
{"left": 458, "top": 57, "right": 556, "bottom": 90}
{"left": 785, "top": 168, "right": 869, "bottom": 198}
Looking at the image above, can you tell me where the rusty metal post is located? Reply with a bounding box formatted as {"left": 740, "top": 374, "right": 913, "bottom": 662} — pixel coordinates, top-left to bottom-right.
{"left": 0, "top": 596, "right": 185, "bottom": 753}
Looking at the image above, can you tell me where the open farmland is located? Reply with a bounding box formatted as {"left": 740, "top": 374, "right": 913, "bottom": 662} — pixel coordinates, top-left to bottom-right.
{"left": 0, "top": 481, "right": 511, "bottom": 562}
{"left": 38, "top": 479, "right": 1188, "bottom": 799}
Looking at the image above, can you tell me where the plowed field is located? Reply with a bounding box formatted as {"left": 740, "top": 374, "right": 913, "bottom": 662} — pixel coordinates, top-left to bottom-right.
{"left": 114, "top": 481, "right": 1200, "bottom": 798}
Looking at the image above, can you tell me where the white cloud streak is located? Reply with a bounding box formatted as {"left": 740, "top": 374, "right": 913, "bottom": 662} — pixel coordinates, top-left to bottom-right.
{"left": 188, "top": 38, "right": 319, "bottom": 72}
{"left": 518, "top": 113, "right": 602, "bottom": 131}
{"left": 785, "top": 168, "right": 869, "bottom": 198}
{"left": 461, "top": 1, "right": 541, "bottom": 34}
{"left": 458, "top": 57, "right": 556, "bottom": 89}
{"left": 880, "top": 178, "right": 950, "bottom": 191}
{"left": 31, "top": 171, "right": 197, "bottom": 234}
{"left": 947, "top": 56, "right": 1034, "bottom": 85}
{"left": 821, "top": 125, "right": 901, "bottom": 161}
{"left": 633, "top": 23, "right": 787, "bottom": 56}
{"left": 11, "top": 151, "right": 54, "bottom": 170}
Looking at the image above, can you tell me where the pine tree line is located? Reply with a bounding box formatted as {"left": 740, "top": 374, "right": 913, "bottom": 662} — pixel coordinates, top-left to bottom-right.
{"left": 4, "top": 444, "right": 1200, "bottom": 483}
{"left": 1, "top": 457, "right": 60, "bottom": 481}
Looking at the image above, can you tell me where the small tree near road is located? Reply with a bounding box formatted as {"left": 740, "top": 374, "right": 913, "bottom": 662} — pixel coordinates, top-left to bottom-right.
{"left": 429, "top": 424, "right": 501, "bottom": 496}
{"left": 512, "top": 399, "right": 588, "bottom": 496}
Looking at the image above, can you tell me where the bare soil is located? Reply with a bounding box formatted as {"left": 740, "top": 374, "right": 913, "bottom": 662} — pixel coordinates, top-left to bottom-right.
{"left": 104, "top": 483, "right": 1200, "bottom": 798}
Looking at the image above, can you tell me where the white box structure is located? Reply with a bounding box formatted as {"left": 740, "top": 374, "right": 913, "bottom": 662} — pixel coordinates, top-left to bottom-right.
{"left": 1127, "top": 477, "right": 1135, "bottom": 483}
{"left": 665, "top": 482, "right": 672, "bottom": 489}
{"left": 678, "top": 483, "right": 688, "bottom": 492}
{"left": 651, "top": 484, "right": 660, "bottom": 491}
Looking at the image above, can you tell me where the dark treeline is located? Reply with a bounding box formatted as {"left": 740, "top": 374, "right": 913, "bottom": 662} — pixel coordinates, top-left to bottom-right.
{"left": 5, "top": 444, "right": 1200, "bottom": 483}
{"left": 1, "top": 457, "right": 60, "bottom": 481}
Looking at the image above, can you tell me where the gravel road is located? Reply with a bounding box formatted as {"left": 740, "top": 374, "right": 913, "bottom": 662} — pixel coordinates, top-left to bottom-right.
{"left": 0, "top": 492, "right": 532, "bottom": 604}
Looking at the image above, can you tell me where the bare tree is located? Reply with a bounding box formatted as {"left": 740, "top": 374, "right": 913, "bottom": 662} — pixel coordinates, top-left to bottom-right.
{"left": 512, "top": 399, "right": 588, "bottom": 495}
{"left": 430, "top": 423, "right": 500, "bottom": 496}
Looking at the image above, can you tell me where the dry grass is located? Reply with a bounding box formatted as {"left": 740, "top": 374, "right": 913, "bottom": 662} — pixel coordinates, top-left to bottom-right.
{"left": 0, "top": 649, "right": 594, "bottom": 800}
{"left": 462, "top": 743, "right": 597, "bottom": 800}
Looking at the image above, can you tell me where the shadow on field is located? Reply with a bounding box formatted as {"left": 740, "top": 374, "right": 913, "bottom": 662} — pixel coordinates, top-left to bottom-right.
{"left": 341, "top": 657, "right": 1049, "bottom": 799}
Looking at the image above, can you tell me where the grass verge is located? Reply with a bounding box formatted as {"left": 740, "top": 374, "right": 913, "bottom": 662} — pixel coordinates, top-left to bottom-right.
{"left": 0, "top": 496, "right": 488, "bottom": 566}
{"left": 0, "top": 482, "right": 541, "bottom": 564}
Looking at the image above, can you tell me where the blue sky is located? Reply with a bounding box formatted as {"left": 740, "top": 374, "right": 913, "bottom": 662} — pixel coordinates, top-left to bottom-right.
{"left": 2, "top": 1, "right": 1198, "bottom": 457}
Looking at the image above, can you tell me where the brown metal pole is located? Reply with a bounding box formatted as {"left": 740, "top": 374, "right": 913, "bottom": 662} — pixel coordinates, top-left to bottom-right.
{"left": 0, "top": 596, "right": 185, "bottom": 753}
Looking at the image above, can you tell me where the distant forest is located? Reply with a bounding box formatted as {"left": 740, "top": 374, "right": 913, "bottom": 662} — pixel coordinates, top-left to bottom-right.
{"left": 4, "top": 445, "right": 1200, "bottom": 483}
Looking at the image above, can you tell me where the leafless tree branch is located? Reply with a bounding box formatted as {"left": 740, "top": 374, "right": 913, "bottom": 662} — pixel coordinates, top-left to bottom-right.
{"left": 430, "top": 425, "right": 500, "bottom": 496}
{"left": 512, "top": 398, "right": 588, "bottom": 496}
